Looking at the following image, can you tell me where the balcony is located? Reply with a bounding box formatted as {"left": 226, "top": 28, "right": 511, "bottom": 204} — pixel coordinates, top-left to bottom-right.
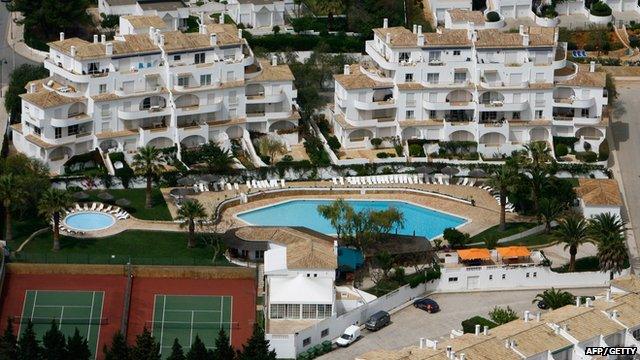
{"left": 50, "top": 113, "right": 92, "bottom": 127}
{"left": 552, "top": 97, "right": 595, "bottom": 108}
{"left": 479, "top": 100, "right": 528, "bottom": 112}
{"left": 246, "top": 91, "right": 286, "bottom": 104}
{"left": 115, "top": 85, "right": 164, "bottom": 98}
{"left": 354, "top": 98, "right": 396, "bottom": 110}
{"left": 423, "top": 99, "right": 474, "bottom": 111}
{"left": 118, "top": 107, "right": 171, "bottom": 120}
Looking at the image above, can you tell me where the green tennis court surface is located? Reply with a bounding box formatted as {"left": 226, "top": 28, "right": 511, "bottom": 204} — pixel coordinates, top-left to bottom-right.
{"left": 152, "top": 295, "right": 233, "bottom": 357}
{"left": 18, "top": 290, "right": 104, "bottom": 358}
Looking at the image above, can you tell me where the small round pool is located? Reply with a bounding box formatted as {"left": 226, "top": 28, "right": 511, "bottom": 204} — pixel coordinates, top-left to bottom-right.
{"left": 64, "top": 212, "right": 116, "bottom": 231}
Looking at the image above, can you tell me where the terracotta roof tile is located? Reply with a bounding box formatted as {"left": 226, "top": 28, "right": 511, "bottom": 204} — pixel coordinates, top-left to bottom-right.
{"left": 334, "top": 65, "right": 393, "bottom": 90}
{"left": 122, "top": 15, "right": 167, "bottom": 29}
{"left": 557, "top": 64, "right": 606, "bottom": 87}
{"left": 448, "top": 9, "right": 485, "bottom": 25}
{"left": 576, "top": 178, "right": 622, "bottom": 206}
{"left": 20, "top": 90, "right": 83, "bottom": 109}
{"left": 248, "top": 59, "right": 294, "bottom": 82}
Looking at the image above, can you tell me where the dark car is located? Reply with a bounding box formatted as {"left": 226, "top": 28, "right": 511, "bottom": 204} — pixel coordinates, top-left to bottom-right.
{"left": 365, "top": 311, "right": 390, "bottom": 331}
{"left": 413, "top": 297, "right": 440, "bottom": 313}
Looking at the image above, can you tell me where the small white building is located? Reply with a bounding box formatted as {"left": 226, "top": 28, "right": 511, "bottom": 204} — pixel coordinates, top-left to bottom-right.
{"left": 99, "top": 0, "right": 190, "bottom": 30}
{"left": 576, "top": 178, "right": 623, "bottom": 219}
{"left": 226, "top": 0, "right": 286, "bottom": 30}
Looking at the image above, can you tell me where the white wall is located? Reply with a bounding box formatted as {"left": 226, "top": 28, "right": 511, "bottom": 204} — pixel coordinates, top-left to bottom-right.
{"left": 581, "top": 202, "right": 622, "bottom": 220}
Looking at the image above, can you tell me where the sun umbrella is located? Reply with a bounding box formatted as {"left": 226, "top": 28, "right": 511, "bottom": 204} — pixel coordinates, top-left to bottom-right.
{"left": 199, "top": 174, "right": 219, "bottom": 182}
{"left": 97, "top": 192, "right": 114, "bottom": 201}
{"left": 73, "top": 191, "right": 89, "bottom": 200}
{"left": 440, "top": 166, "right": 460, "bottom": 176}
{"left": 170, "top": 188, "right": 194, "bottom": 197}
{"left": 177, "top": 176, "right": 198, "bottom": 186}
{"left": 415, "top": 166, "right": 435, "bottom": 175}
{"left": 115, "top": 198, "right": 132, "bottom": 207}
{"left": 468, "top": 169, "right": 487, "bottom": 178}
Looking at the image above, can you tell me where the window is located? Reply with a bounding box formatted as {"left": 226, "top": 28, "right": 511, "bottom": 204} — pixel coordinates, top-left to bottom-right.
{"left": 501, "top": 274, "right": 506, "bottom": 279}
{"left": 317, "top": 304, "right": 332, "bottom": 318}
{"left": 178, "top": 76, "right": 189, "bottom": 87}
{"left": 428, "top": 51, "right": 441, "bottom": 63}
{"left": 535, "top": 110, "right": 544, "bottom": 119}
{"left": 99, "top": 84, "right": 107, "bottom": 94}
{"left": 406, "top": 110, "right": 415, "bottom": 119}
{"left": 406, "top": 93, "right": 415, "bottom": 106}
{"left": 405, "top": 73, "right": 413, "bottom": 82}
{"left": 303, "top": 338, "right": 311, "bottom": 347}
{"left": 512, "top": 112, "right": 521, "bottom": 120}
{"left": 101, "top": 105, "right": 110, "bottom": 118}
{"left": 533, "top": 272, "right": 537, "bottom": 278}
{"left": 286, "top": 304, "right": 300, "bottom": 319}
{"left": 55, "top": 127, "right": 62, "bottom": 139}
{"left": 454, "top": 72, "right": 466, "bottom": 84}
{"left": 229, "top": 91, "right": 238, "bottom": 104}
{"left": 321, "top": 329, "right": 329, "bottom": 338}
{"left": 429, "top": 92, "right": 437, "bottom": 102}
{"left": 302, "top": 304, "right": 316, "bottom": 319}
{"left": 226, "top": 71, "right": 235, "bottom": 81}
{"left": 633, "top": 328, "right": 640, "bottom": 341}
{"left": 88, "top": 62, "right": 99, "bottom": 74}
{"left": 173, "top": 55, "right": 181, "bottom": 61}
{"left": 535, "top": 92, "right": 545, "bottom": 107}
{"left": 68, "top": 125, "right": 79, "bottom": 136}
{"left": 429, "top": 110, "right": 436, "bottom": 119}
{"left": 200, "top": 74, "right": 212, "bottom": 86}
{"left": 453, "top": 50, "right": 461, "bottom": 56}
{"left": 526, "top": 272, "right": 530, "bottom": 278}
{"left": 481, "top": 112, "right": 497, "bottom": 121}
{"left": 489, "top": 275, "right": 493, "bottom": 280}
{"left": 101, "top": 121, "right": 111, "bottom": 132}
{"left": 448, "top": 277, "right": 458, "bottom": 282}
{"left": 194, "top": 52, "right": 205, "bottom": 64}
{"left": 270, "top": 304, "right": 286, "bottom": 319}
{"left": 426, "top": 73, "right": 439, "bottom": 84}
{"left": 306, "top": 274, "right": 310, "bottom": 277}
{"left": 313, "top": 274, "right": 317, "bottom": 277}
{"left": 33, "top": 126, "right": 41, "bottom": 136}
{"left": 581, "top": 108, "right": 589, "bottom": 117}
{"left": 399, "top": 52, "right": 410, "bottom": 62}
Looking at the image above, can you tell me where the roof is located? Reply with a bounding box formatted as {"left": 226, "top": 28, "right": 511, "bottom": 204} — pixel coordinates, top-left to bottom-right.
{"left": 475, "top": 27, "right": 554, "bottom": 48}
{"left": 248, "top": 59, "right": 294, "bottom": 82}
{"left": 334, "top": 64, "right": 393, "bottom": 90}
{"left": 138, "top": 0, "right": 186, "bottom": 11}
{"left": 269, "top": 275, "right": 334, "bottom": 304}
{"left": 230, "top": 226, "right": 337, "bottom": 270}
{"left": 496, "top": 246, "right": 530, "bottom": 259}
{"left": 122, "top": 15, "right": 167, "bottom": 29}
{"left": 205, "top": 23, "right": 243, "bottom": 46}
{"left": 20, "top": 90, "right": 83, "bottom": 109}
{"left": 424, "top": 30, "right": 471, "bottom": 47}
{"left": 457, "top": 248, "right": 491, "bottom": 261}
{"left": 448, "top": 9, "right": 485, "bottom": 25}
{"left": 373, "top": 27, "right": 417, "bottom": 47}
{"left": 576, "top": 178, "right": 623, "bottom": 207}
{"left": 105, "top": 0, "right": 136, "bottom": 5}
{"left": 557, "top": 64, "right": 607, "bottom": 88}
{"left": 611, "top": 275, "right": 640, "bottom": 293}
{"left": 48, "top": 35, "right": 160, "bottom": 60}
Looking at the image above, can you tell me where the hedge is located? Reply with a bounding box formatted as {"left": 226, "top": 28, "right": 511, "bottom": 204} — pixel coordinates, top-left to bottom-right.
{"left": 409, "top": 143, "right": 425, "bottom": 157}
{"left": 243, "top": 32, "right": 364, "bottom": 53}
{"left": 555, "top": 143, "right": 569, "bottom": 157}
{"left": 486, "top": 11, "right": 500, "bottom": 22}
{"left": 575, "top": 151, "right": 598, "bottom": 163}
{"left": 590, "top": 1, "right": 612, "bottom": 16}
{"left": 461, "top": 316, "right": 498, "bottom": 334}
{"left": 598, "top": 140, "right": 609, "bottom": 161}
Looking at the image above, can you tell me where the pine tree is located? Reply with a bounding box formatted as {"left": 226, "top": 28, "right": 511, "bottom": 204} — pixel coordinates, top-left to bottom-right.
{"left": 130, "top": 327, "right": 160, "bottom": 360}
{"left": 212, "top": 329, "right": 235, "bottom": 360}
{"left": 103, "top": 331, "right": 130, "bottom": 360}
{"left": 17, "top": 320, "right": 41, "bottom": 360}
{"left": 42, "top": 320, "right": 67, "bottom": 360}
{"left": 185, "top": 335, "right": 212, "bottom": 360}
{"left": 0, "top": 318, "right": 18, "bottom": 360}
{"left": 166, "top": 338, "right": 185, "bottom": 360}
{"left": 66, "top": 328, "right": 91, "bottom": 360}
{"left": 238, "top": 324, "right": 276, "bottom": 360}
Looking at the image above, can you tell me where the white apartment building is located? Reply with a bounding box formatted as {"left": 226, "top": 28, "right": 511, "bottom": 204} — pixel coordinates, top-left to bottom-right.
{"left": 99, "top": 0, "right": 190, "bottom": 30}
{"left": 11, "top": 16, "right": 298, "bottom": 174}
{"left": 331, "top": 20, "right": 608, "bottom": 159}
{"left": 226, "top": 0, "right": 286, "bottom": 30}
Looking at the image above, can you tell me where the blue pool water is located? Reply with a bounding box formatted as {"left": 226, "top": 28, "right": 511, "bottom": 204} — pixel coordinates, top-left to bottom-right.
{"left": 64, "top": 212, "right": 116, "bottom": 231}
{"left": 237, "top": 199, "right": 466, "bottom": 239}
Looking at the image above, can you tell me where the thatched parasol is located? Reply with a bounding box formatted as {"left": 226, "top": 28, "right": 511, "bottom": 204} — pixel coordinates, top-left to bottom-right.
{"left": 73, "top": 191, "right": 89, "bottom": 200}
{"left": 97, "top": 192, "right": 114, "bottom": 201}
{"left": 115, "top": 198, "right": 132, "bottom": 207}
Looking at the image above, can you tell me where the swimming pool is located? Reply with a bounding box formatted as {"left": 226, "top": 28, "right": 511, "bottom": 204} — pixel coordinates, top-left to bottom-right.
{"left": 236, "top": 199, "right": 467, "bottom": 239}
{"left": 64, "top": 212, "right": 116, "bottom": 231}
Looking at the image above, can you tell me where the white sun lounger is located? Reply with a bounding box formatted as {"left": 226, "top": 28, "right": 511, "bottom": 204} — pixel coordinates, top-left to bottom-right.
{"left": 468, "top": 179, "right": 476, "bottom": 187}
{"left": 331, "top": 177, "right": 337, "bottom": 185}
{"left": 104, "top": 206, "right": 112, "bottom": 213}
{"left": 271, "top": 179, "right": 279, "bottom": 188}
{"left": 96, "top": 203, "right": 104, "bottom": 212}
{"left": 109, "top": 207, "right": 121, "bottom": 214}
{"left": 246, "top": 181, "right": 252, "bottom": 189}
{"left": 234, "top": 183, "right": 239, "bottom": 190}
{"left": 339, "top": 177, "right": 344, "bottom": 185}
{"left": 280, "top": 179, "right": 286, "bottom": 187}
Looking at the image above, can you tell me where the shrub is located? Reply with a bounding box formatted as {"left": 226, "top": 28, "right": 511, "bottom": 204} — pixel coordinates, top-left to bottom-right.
{"left": 394, "top": 144, "right": 404, "bottom": 156}
{"left": 461, "top": 316, "right": 497, "bottom": 334}
{"left": 555, "top": 143, "right": 569, "bottom": 157}
{"left": 489, "top": 306, "right": 519, "bottom": 325}
{"left": 590, "top": 1, "right": 612, "bottom": 16}
{"left": 486, "top": 11, "right": 501, "bottom": 22}
{"left": 281, "top": 154, "right": 294, "bottom": 162}
{"left": 576, "top": 151, "right": 598, "bottom": 163}
{"left": 598, "top": 140, "right": 609, "bottom": 161}
{"left": 260, "top": 155, "right": 271, "bottom": 164}
{"left": 583, "top": 142, "right": 592, "bottom": 151}
{"left": 327, "top": 136, "right": 341, "bottom": 152}
{"left": 376, "top": 152, "right": 394, "bottom": 159}
{"left": 409, "top": 143, "right": 425, "bottom": 157}
{"left": 272, "top": 25, "right": 281, "bottom": 34}
{"left": 443, "top": 228, "right": 469, "bottom": 249}
{"left": 370, "top": 138, "right": 383, "bottom": 148}
{"left": 553, "top": 136, "right": 578, "bottom": 151}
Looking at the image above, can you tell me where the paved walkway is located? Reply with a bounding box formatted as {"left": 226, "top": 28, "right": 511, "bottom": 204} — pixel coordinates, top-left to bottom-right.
{"left": 3, "top": 11, "right": 46, "bottom": 63}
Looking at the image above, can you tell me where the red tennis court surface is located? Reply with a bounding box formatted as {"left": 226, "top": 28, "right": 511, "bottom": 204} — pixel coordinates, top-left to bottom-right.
{"left": 0, "top": 265, "right": 257, "bottom": 360}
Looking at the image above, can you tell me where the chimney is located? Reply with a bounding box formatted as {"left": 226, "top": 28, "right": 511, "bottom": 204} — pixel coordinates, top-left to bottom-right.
{"left": 419, "top": 338, "right": 425, "bottom": 349}
{"left": 536, "top": 312, "right": 541, "bottom": 322}
{"left": 612, "top": 310, "right": 619, "bottom": 319}
{"left": 333, "top": 240, "right": 338, "bottom": 256}
{"left": 606, "top": 289, "right": 612, "bottom": 301}
{"left": 562, "top": 324, "right": 568, "bottom": 332}
{"left": 474, "top": 324, "right": 481, "bottom": 336}
{"left": 413, "top": 24, "right": 417, "bottom": 34}
{"left": 554, "top": 325, "right": 560, "bottom": 334}
{"left": 586, "top": 298, "right": 593, "bottom": 307}
{"left": 238, "top": 29, "right": 243, "bottom": 39}
{"left": 70, "top": 45, "right": 77, "bottom": 57}
{"left": 432, "top": 340, "right": 438, "bottom": 350}
{"left": 576, "top": 296, "right": 581, "bottom": 307}
{"left": 522, "top": 34, "right": 530, "bottom": 46}
{"left": 199, "top": 23, "right": 207, "bottom": 34}
{"left": 446, "top": 346, "right": 452, "bottom": 357}
{"left": 418, "top": 25, "right": 422, "bottom": 33}
{"left": 449, "top": 351, "right": 455, "bottom": 360}
{"left": 343, "top": 64, "right": 350, "bottom": 75}
{"left": 219, "top": 11, "right": 225, "bottom": 24}
{"left": 271, "top": 55, "right": 278, "bottom": 66}
{"left": 385, "top": 33, "right": 391, "bottom": 44}
{"left": 210, "top": 33, "right": 218, "bottom": 46}
{"left": 93, "top": 35, "right": 98, "bottom": 44}
{"left": 383, "top": 18, "right": 388, "bottom": 28}
{"left": 510, "top": 340, "right": 516, "bottom": 348}
{"left": 418, "top": 33, "right": 425, "bottom": 46}
{"left": 589, "top": 61, "right": 596, "bottom": 73}
{"left": 483, "top": 326, "right": 489, "bottom": 335}
{"left": 459, "top": 354, "right": 466, "bottom": 360}
{"left": 524, "top": 310, "right": 530, "bottom": 322}
{"left": 158, "top": 35, "right": 165, "bottom": 47}
{"left": 519, "top": 25, "right": 525, "bottom": 35}
{"left": 106, "top": 42, "right": 113, "bottom": 56}
{"left": 29, "top": 83, "right": 36, "bottom": 93}
{"left": 101, "top": 34, "right": 106, "bottom": 44}
{"left": 554, "top": 28, "right": 559, "bottom": 42}
{"left": 504, "top": 339, "right": 510, "bottom": 348}
{"left": 59, "top": 32, "right": 65, "bottom": 41}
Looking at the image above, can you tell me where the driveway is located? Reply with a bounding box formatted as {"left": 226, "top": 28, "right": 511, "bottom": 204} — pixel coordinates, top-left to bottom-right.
{"left": 0, "top": 5, "right": 36, "bottom": 85}
{"left": 319, "top": 288, "right": 603, "bottom": 360}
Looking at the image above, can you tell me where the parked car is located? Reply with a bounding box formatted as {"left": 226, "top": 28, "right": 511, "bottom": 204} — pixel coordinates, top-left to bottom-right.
{"left": 336, "top": 325, "right": 361, "bottom": 347}
{"left": 365, "top": 311, "right": 390, "bottom": 331}
{"left": 413, "top": 297, "right": 440, "bottom": 313}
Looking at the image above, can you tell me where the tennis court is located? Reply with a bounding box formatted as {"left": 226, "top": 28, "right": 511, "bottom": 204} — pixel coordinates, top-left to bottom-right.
{"left": 18, "top": 290, "right": 104, "bottom": 357}
{"left": 152, "top": 295, "right": 233, "bottom": 356}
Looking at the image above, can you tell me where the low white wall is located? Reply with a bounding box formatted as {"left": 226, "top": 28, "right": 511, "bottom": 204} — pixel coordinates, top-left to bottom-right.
{"left": 588, "top": 13, "right": 613, "bottom": 24}
{"left": 535, "top": 15, "right": 560, "bottom": 27}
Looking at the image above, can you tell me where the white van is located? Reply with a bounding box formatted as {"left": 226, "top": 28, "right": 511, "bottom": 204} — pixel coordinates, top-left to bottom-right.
{"left": 336, "top": 325, "right": 361, "bottom": 347}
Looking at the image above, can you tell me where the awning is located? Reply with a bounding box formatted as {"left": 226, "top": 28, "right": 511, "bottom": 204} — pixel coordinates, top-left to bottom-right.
{"left": 497, "top": 246, "right": 531, "bottom": 259}
{"left": 269, "top": 275, "right": 334, "bottom": 304}
{"left": 457, "top": 248, "right": 491, "bottom": 261}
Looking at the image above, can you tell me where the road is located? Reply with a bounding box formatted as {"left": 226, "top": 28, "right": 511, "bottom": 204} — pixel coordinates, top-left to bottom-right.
{"left": 0, "top": 4, "right": 35, "bottom": 86}
{"left": 319, "top": 288, "right": 603, "bottom": 360}
{"left": 610, "top": 81, "right": 640, "bottom": 270}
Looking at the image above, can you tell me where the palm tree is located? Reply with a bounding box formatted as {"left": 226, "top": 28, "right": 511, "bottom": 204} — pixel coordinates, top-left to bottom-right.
{"left": 588, "top": 213, "right": 628, "bottom": 275}
{"left": 488, "top": 163, "right": 518, "bottom": 231}
{"left": 317, "top": 199, "right": 352, "bottom": 241}
{"left": 176, "top": 199, "right": 207, "bottom": 248}
{"left": 527, "top": 167, "right": 551, "bottom": 222}
{"left": 37, "top": 189, "right": 73, "bottom": 251}
{"left": 554, "top": 213, "right": 591, "bottom": 272}
{"left": 257, "top": 137, "right": 287, "bottom": 165}
{"left": 524, "top": 141, "right": 552, "bottom": 169}
{"left": 539, "top": 197, "right": 564, "bottom": 233}
{"left": 0, "top": 174, "right": 26, "bottom": 242}
{"left": 132, "top": 146, "right": 165, "bottom": 209}
{"left": 532, "top": 288, "right": 575, "bottom": 310}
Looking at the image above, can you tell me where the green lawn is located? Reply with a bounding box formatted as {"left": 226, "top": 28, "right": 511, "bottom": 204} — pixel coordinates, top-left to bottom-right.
{"left": 469, "top": 222, "right": 538, "bottom": 244}
{"left": 500, "top": 232, "right": 557, "bottom": 247}
{"left": 14, "top": 230, "right": 230, "bottom": 266}
{"left": 5, "top": 217, "right": 49, "bottom": 251}
{"left": 85, "top": 188, "right": 172, "bottom": 221}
